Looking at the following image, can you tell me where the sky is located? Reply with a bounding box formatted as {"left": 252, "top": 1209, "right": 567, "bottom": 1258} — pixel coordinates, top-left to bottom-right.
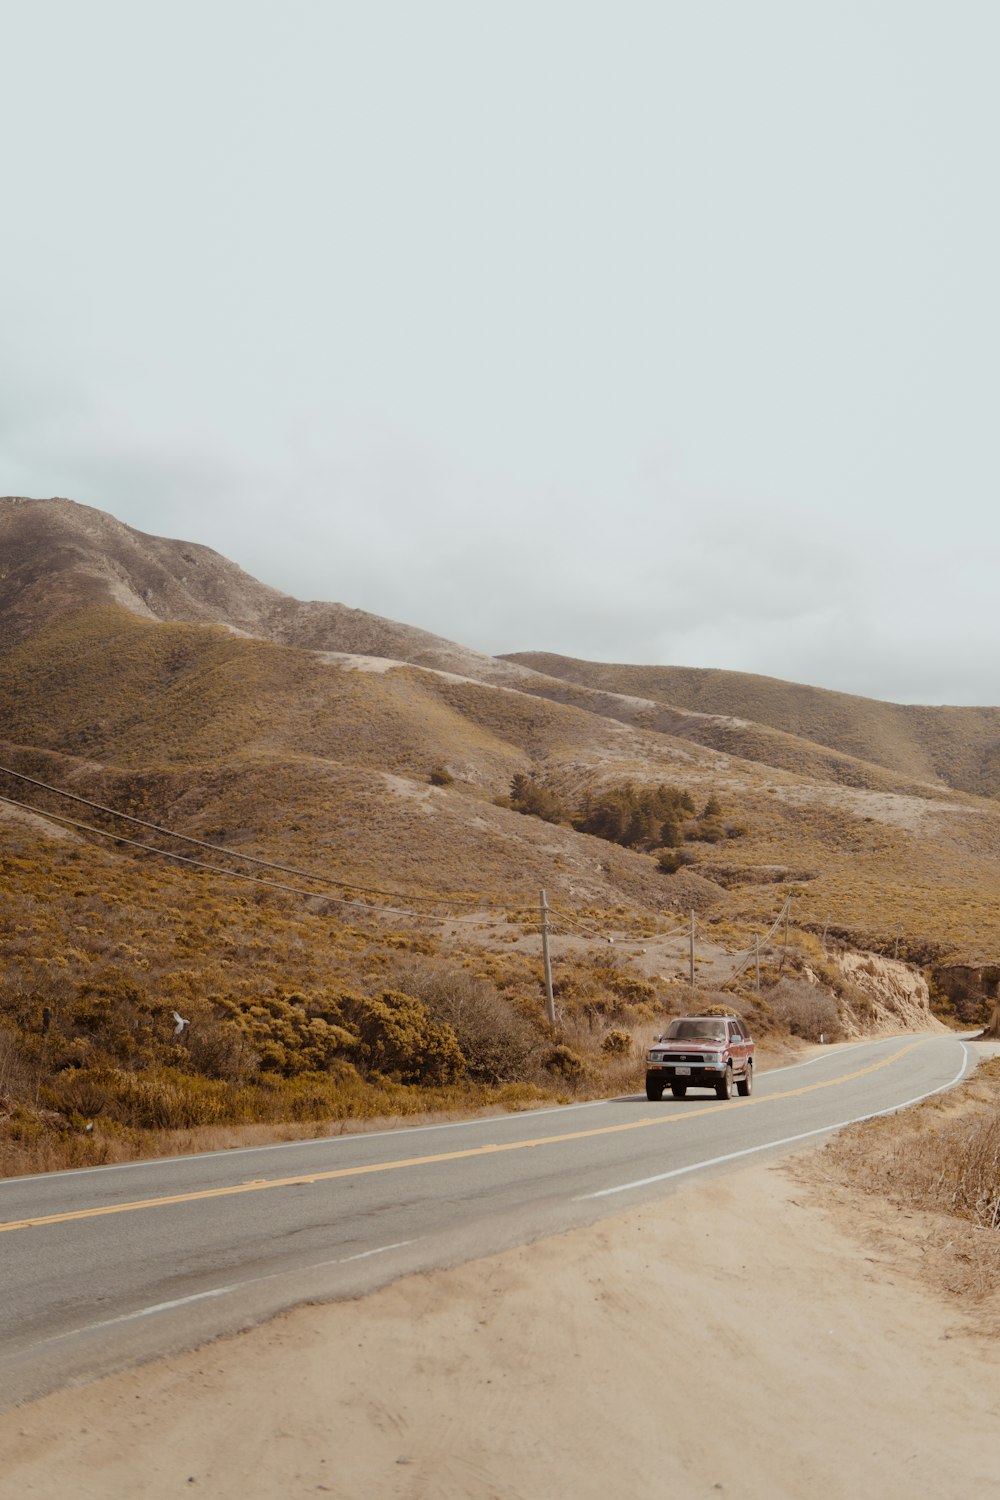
{"left": 2, "top": 1, "right": 998, "bottom": 705}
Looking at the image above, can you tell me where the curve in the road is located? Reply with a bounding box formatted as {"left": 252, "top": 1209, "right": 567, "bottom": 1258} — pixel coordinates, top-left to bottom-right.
{"left": 0, "top": 1035, "right": 958, "bottom": 1235}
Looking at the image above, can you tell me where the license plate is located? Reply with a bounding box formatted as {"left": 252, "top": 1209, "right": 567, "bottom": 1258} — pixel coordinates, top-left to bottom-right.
{"left": 675, "top": 1066, "right": 691, "bottom": 1076}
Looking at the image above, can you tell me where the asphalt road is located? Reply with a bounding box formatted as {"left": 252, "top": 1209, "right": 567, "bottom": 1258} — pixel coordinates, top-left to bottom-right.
{"left": 0, "top": 1033, "right": 973, "bottom": 1410}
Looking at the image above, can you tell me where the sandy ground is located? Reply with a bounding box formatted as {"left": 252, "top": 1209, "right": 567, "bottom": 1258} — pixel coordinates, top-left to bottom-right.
{"left": 2, "top": 1154, "right": 999, "bottom": 1500}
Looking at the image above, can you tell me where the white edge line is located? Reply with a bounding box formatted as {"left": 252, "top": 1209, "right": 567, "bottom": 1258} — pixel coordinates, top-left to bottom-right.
{"left": 577, "top": 1043, "right": 971, "bottom": 1201}
{"left": 29, "top": 1241, "right": 417, "bottom": 1350}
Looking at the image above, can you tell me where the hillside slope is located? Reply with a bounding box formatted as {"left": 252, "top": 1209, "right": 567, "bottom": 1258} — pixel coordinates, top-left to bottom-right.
{"left": 504, "top": 653, "right": 1000, "bottom": 800}
{"left": 3, "top": 495, "right": 1000, "bottom": 965}
{"left": 0, "top": 496, "right": 532, "bottom": 684}
{"left": 3, "top": 494, "right": 1000, "bottom": 1174}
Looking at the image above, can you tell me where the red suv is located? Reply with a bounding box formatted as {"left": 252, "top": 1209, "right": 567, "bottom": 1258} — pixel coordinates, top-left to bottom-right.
{"left": 645, "top": 1015, "right": 754, "bottom": 1101}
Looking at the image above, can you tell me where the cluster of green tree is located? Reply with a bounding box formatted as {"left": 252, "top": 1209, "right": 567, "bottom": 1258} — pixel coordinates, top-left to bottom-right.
{"left": 574, "top": 783, "right": 697, "bottom": 849}
{"left": 507, "top": 773, "right": 568, "bottom": 825}
{"left": 507, "top": 775, "right": 733, "bottom": 860}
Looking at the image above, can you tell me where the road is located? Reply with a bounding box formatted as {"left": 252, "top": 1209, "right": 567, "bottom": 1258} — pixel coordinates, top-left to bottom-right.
{"left": 0, "top": 1032, "right": 971, "bottom": 1410}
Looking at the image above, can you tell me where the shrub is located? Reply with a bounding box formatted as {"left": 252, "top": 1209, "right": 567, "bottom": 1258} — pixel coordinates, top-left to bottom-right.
{"left": 51, "top": 1066, "right": 233, "bottom": 1130}
{"left": 429, "top": 766, "right": 453, "bottom": 786}
{"left": 394, "top": 962, "right": 544, "bottom": 1085}
{"left": 230, "top": 992, "right": 357, "bottom": 1077}
{"left": 601, "top": 1029, "right": 633, "bottom": 1056}
{"left": 508, "top": 774, "right": 568, "bottom": 824}
{"left": 0, "top": 1024, "right": 41, "bottom": 1104}
{"left": 337, "top": 989, "right": 465, "bottom": 1085}
{"left": 766, "top": 978, "right": 842, "bottom": 1041}
{"left": 544, "top": 1044, "right": 587, "bottom": 1081}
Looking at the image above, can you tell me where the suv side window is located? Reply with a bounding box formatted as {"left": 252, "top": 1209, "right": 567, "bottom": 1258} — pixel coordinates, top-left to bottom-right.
{"left": 729, "top": 1021, "right": 744, "bottom": 1041}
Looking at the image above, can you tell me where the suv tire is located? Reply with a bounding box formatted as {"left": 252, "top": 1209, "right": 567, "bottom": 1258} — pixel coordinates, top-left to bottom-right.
{"left": 716, "top": 1064, "right": 733, "bottom": 1101}
{"left": 645, "top": 1078, "right": 664, "bottom": 1101}
{"left": 737, "top": 1062, "right": 753, "bottom": 1097}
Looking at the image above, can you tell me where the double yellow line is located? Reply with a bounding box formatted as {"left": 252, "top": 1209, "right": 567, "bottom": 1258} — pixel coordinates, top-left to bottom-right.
{"left": 1, "top": 1040, "right": 926, "bottom": 1234}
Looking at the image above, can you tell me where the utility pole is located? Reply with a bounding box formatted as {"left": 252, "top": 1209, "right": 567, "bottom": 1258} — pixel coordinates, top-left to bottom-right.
{"left": 689, "top": 909, "right": 696, "bottom": 987}
{"left": 540, "top": 889, "right": 556, "bottom": 1026}
{"left": 780, "top": 895, "right": 790, "bottom": 973}
{"left": 755, "top": 935, "right": 761, "bottom": 993}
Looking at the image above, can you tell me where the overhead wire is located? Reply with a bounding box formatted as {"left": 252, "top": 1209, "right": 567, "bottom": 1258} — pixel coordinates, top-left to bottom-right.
{"left": 1, "top": 766, "right": 754, "bottom": 953}
{"left": 554, "top": 906, "right": 691, "bottom": 948}
{"left": 0, "top": 793, "right": 436, "bottom": 918}
{"left": 0, "top": 791, "right": 580, "bottom": 932}
{"left": 720, "top": 896, "right": 791, "bottom": 986}
{"left": 0, "top": 762, "right": 508, "bottom": 911}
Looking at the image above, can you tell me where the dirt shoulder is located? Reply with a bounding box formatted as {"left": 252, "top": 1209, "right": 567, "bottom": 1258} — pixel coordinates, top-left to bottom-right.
{"left": 3, "top": 1136, "right": 999, "bottom": 1500}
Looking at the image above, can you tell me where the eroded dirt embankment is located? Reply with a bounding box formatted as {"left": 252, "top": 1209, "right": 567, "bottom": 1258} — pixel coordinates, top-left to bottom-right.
{"left": 834, "top": 949, "right": 942, "bottom": 1035}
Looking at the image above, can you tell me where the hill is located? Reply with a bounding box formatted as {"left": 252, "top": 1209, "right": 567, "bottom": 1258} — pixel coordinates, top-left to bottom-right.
{"left": 2, "top": 494, "right": 998, "bottom": 1171}
{"left": 503, "top": 652, "right": 1000, "bottom": 800}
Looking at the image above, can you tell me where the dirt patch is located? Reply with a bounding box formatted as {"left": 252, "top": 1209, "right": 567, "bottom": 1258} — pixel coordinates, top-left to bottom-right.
{"left": 0, "top": 801, "right": 80, "bottom": 841}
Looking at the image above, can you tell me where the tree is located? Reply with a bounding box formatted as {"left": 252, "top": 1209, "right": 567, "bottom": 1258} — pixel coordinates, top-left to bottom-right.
{"left": 509, "top": 775, "right": 567, "bottom": 825}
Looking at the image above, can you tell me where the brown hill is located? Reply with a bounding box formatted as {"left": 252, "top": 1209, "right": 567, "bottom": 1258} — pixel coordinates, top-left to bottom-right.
{"left": 3, "top": 494, "right": 1000, "bottom": 1170}
{"left": 2, "top": 493, "right": 999, "bottom": 965}
{"left": 0, "top": 496, "right": 529, "bottom": 681}
{"left": 503, "top": 653, "right": 1000, "bottom": 800}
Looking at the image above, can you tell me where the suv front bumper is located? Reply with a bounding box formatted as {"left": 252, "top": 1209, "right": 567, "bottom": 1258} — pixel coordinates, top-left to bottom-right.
{"left": 646, "top": 1058, "right": 728, "bottom": 1087}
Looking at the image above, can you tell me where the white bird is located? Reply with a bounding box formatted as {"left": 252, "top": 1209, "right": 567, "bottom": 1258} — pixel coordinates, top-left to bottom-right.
{"left": 172, "top": 1011, "right": 190, "bottom": 1037}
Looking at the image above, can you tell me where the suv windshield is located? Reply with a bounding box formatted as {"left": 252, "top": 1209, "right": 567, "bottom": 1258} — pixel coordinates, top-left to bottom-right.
{"left": 664, "top": 1019, "right": 727, "bottom": 1042}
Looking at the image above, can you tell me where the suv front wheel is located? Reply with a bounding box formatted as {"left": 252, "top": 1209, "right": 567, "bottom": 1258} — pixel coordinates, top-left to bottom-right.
{"left": 737, "top": 1061, "right": 753, "bottom": 1097}
{"left": 716, "top": 1064, "right": 733, "bottom": 1101}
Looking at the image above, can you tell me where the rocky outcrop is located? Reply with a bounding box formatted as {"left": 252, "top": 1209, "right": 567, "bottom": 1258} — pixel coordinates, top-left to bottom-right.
{"left": 836, "top": 951, "right": 940, "bottom": 1036}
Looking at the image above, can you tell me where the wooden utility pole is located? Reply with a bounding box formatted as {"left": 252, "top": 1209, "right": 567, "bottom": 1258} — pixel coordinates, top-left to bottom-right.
{"left": 780, "top": 895, "right": 790, "bottom": 972}
{"left": 689, "top": 909, "right": 696, "bottom": 987}
{"left": 540, "top": 889, "right": 556, "bottom": 1026}
{"left": 755, "top": 935, "right": 761, "bottom": 993}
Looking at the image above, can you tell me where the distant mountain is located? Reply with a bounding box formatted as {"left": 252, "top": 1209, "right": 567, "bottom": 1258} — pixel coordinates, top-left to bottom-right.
{"left": 2, "top": 494, "right": 1000, "bottom": 969}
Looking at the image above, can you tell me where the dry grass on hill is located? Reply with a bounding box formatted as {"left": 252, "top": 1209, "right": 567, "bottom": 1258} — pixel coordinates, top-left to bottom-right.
{"left": 5, "top": 594, "right": 1000, "bottom": 964}
{"left": 5, "top": 495, "right": 1000, "bottom": 1178}
{"left": 507, "top": 652, "right": 1000, "bottom": 800}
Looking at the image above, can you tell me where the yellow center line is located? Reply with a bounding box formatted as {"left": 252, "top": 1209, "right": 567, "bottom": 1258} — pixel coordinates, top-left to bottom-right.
{"left": 0, "top": 1040, "right": 928, "bottom": 1233}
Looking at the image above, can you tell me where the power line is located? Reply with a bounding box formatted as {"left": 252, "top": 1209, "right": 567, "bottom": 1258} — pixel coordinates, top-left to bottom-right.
{"left": 0, "top": 793, "right": 431, "bottom": 919}
{"left": 551, "top": 904, "right": 690, "bottom": 946}
{"left": 1, "top": 791, "right": 561, "bottom": 933}
{"left": 720, "top": 896, "right": 791, "bottom": 986}
{"left": 0, "top": 762, "right": 504, "bottom": 910}
{"left": 0, "top": 765, "right": 739, "bottom": 952}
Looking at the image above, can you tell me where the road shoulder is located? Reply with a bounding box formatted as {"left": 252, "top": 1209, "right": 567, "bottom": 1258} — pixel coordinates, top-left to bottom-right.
{"left": 1, "top": 1149, "right": 998, "bottom": 1500}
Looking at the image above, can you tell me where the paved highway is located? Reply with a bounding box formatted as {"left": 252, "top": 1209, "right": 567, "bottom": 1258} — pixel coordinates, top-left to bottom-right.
{"left": 0, "top": 1033, "right": 972, "bottom": 1409}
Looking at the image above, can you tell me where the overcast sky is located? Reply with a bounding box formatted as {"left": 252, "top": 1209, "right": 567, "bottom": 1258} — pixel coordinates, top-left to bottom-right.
{"left": 3, "top": 1, "right": 998, "bottom": 705}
